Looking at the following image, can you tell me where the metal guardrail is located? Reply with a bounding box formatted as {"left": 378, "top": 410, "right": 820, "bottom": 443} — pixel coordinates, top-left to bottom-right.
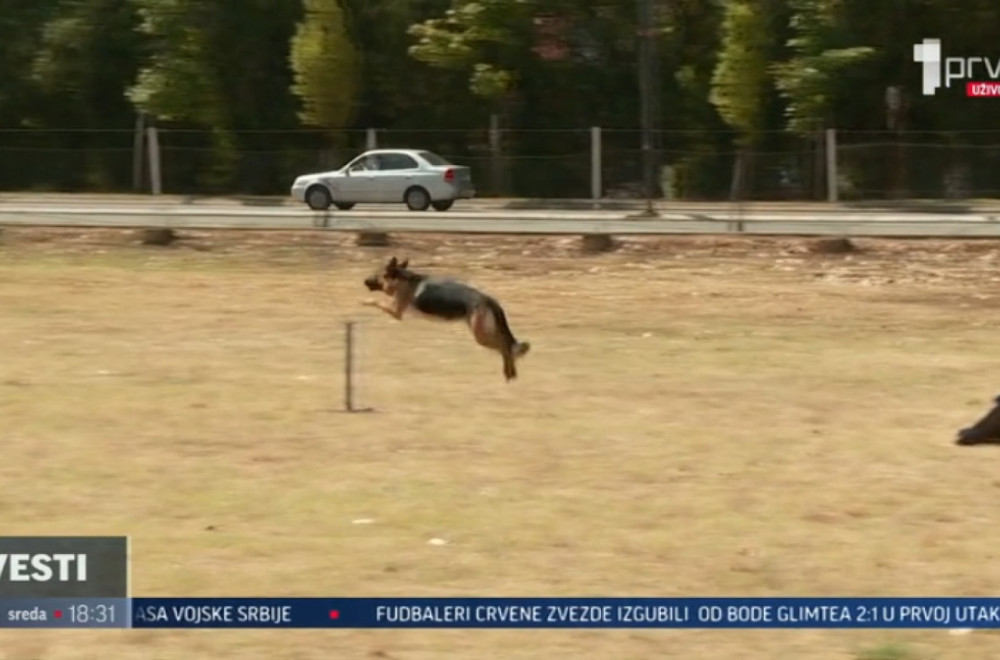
{"left": 1, "top": 201, "right": 1000, "bottom": 237}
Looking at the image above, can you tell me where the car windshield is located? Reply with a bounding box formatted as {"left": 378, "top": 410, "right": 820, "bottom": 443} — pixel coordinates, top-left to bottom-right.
{"left": 418, "top": 151, "right": 452, "bottom": 166}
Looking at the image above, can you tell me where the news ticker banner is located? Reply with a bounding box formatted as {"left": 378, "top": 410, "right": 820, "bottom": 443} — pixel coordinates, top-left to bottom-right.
{"left": 3, "top": 598, "right": 1000, "bottom": 629}
{"left": 2, "top": 537, "right": 1000, "bottom": 630}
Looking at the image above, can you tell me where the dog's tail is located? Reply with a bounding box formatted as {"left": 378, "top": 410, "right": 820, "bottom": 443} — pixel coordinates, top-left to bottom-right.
{"left": 484, "top": 297, "right": 529, "bottom": 357}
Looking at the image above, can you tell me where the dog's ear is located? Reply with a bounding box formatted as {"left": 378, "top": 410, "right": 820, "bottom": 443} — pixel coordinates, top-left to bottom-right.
{"left": 387, "top": 256, "right": 398, "bottom": 268}
{"left": 400, "top": 259, "right": 409, "bottom": 269}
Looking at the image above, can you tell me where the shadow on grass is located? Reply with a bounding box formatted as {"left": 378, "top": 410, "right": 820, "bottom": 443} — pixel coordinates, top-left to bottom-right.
{"left": 854, "top": 643, "right": 921, "bottom": 660}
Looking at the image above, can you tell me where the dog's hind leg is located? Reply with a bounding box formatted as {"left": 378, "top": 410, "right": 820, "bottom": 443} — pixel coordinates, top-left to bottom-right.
{"left": 502, "top": 350, "right": 517, "bottom": 381}
{"left": 469, "top": 306, "right": 519, "bottom": 381}
{"left": 483, "top": 298, "right": 530, "bottom": 363}
{"left": 501, "top": 340, "right": 530, "bottom": 381}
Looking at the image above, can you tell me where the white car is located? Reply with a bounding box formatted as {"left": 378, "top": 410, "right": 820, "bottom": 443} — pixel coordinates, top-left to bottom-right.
{"left": 290, "top": 149, "right": 475, "bottom": 212}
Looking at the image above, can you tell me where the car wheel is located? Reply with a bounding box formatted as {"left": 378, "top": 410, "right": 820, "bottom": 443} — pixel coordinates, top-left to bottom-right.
{"left": 404, "top": 186, "right": 431, "bottom": 211}
{"left": 431, "top": 200, "right": 453, "bottom": 212}
{"left": 305, "top": 185, "right": 332, "bottom": 211}
{"left": 334, "top": 202, "right": 355, "bottom": 211}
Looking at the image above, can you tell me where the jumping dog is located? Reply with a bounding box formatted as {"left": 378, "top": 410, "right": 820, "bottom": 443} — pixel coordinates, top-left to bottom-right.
{"left": 362, "top": 257, "right": 531, "bottom": 381}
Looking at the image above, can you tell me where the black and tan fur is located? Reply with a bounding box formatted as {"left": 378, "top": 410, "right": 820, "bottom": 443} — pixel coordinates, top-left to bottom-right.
{"left": 362, "top": 257, "right": 530, "bottom": 381}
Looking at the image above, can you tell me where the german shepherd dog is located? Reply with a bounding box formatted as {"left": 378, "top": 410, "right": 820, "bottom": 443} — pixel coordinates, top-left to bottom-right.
{"left": 362, "top": 257, "right": 530, "bottom": 381}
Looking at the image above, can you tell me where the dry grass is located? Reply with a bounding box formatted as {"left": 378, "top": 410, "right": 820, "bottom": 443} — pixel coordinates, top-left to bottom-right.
{"left": 2, "top": 228, "right": 1000, "bottom": 659}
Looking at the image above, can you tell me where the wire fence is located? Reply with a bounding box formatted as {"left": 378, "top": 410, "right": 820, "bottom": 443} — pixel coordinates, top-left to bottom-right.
{"left": 2, "top": 127, "right": 1000, "bottom": 200}
{"left": 835, "top": 131, "right": 1000, "bottom": 200}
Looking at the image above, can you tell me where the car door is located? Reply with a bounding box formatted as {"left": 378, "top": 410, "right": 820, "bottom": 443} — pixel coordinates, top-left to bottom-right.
{"left": 370, "top": 152, "right": 421, "bottom": 202}
{"left": 336, "top": 155, "right": 380, "bottom": 202}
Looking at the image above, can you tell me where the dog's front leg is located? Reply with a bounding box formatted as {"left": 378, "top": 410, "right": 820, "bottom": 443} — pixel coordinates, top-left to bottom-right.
{"left": 362, "top": 299, "right": 405, "bottom": 320}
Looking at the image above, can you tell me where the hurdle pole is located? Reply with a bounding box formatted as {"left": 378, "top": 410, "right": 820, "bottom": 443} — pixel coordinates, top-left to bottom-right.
{"left": 344, "top": 321, "right": 355, "bottom": 412}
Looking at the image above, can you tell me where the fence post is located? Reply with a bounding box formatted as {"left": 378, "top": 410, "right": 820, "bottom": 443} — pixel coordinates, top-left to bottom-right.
{"left": 146, "top": 126, "right": 162, "bottom": 195}
{"left": 132, "top": 112, "right": 145, "bottom": 192}
{"left": 825, "top": 128, "right": 838, "bottom": 203}
{"left": 489, "top": 114, "right": 502, "bottom": 197}
{"left": 366, "top": 128, "right": 377, "bottom": 151}
{"left": 591, "top": 126, "right": 602, "bottom": 207}
{"left": 344, "top": 321, "right": 355, "bottom": 412}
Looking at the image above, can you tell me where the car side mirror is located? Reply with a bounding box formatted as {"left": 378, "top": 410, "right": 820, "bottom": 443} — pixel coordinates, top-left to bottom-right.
{"left": 344, "top": 169, "right": 351, "bottom": 176}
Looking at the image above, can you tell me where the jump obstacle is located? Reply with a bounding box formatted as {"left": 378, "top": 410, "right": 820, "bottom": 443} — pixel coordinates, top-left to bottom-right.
{"left": 314, "top": 207, "right": 373, "bottom": 413}
{"left": 343, "top": 321, "right": 373, "bottom": 413}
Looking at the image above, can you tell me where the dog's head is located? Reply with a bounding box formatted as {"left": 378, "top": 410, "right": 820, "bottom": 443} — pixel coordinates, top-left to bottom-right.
{"left": 364, "top": 257, "right": 409, "bottom": 294}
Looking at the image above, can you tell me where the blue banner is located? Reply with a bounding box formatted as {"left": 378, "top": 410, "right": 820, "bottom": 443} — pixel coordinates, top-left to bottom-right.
{"left": 128, "top": 597, "right": 1000, "bottom": 629}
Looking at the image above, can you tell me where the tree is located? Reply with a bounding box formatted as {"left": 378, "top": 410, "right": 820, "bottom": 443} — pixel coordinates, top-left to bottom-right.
{"left": 709, "top": 0, "right": 785, "bottom": 198}
{"left": 127, "top": 0, "right": 221, "bottom": 127}
{"left": 772, "top": 0, "right": 875, "bottom": 133}
{"left": 33, "top": 0, "right": 144, "bottom": 125}
{"left": 28, "top": 0, "right": 145, "bottom": 189}
{"left": 289, "top": 0, "right": 361, "bottom": 131}
{"left": 0, "top": 1, "right": 60, "bottom": 127}
{"left": 659, "top": 0, "right": 732, "bottom": 198}
{"left": 710, "top": 0, "right": 775, "bottom": 141}
{"left": 407, "top": 0, "right": 528, "bottom": 105}
{"left": 407, "top": 0, "right": 654, "bottom": 195}
{"left": 127, "top": 0, "right": 303, "bottom": 192}
{"left": 339, "top": 0, "right": 470, "bottom": 130}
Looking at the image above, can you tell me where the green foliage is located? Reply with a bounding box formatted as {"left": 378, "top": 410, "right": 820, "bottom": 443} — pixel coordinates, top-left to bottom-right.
{"left": 408, "top": 0, "right": 528, "bottom": 100}
{"left": 32, "top": 0, "right": 142, "bottom": 106}
{"left": 407, "top": 5, "right": 480, "bottom": 70}
{"left": 0, "top": 1, "right": 60, "bottom": 124}
{"left": 290, "top": 0, "right": 360, "bottom": 129}
{"left": 772, "top": 0, "right": 876, "bottom": 132}
{"left": 130, "top": 0, "right": 301, "bottom": 128}
{"left": 469, "top": 63, "right": 514, "bottom": 99}
{"left": 127, "top": 0, "right": 224, "bottom": 124}
{"left": 125, "top": 0, "right": 305, "bottom": 191}
{"left": 710, "top": 0, "right": 775, "bottom": 138}
{"left": 2, "top": 0, "right": 1000, "bottom": 198}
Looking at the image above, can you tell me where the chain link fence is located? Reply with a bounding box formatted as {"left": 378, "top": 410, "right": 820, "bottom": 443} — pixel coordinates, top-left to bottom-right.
{"left": 836, "top": 131, "right": 1000, "bottom": 200}
{"left": 2, "top": 127, "right": 1000, "bottom": 201}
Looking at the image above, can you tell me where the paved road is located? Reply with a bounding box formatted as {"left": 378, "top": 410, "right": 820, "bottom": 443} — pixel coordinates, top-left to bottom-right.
{"left": 2, "top": 196, "right": 1000, "bottom": 237}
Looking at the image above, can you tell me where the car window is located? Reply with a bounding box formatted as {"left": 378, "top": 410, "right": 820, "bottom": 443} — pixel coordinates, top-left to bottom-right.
{"left": 377, "top": 153, "right": 419, "bottom": 170}
{"left": 348, "top": 155, "right": 379, "bottom": 172}
{"left": 418, "top": 151, "right": 452, "bottom": 166}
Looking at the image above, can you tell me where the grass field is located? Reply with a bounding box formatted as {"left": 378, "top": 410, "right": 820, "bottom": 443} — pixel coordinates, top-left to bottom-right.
{"left": 2, "top": 227, "right": 1000, "bottom": 660}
